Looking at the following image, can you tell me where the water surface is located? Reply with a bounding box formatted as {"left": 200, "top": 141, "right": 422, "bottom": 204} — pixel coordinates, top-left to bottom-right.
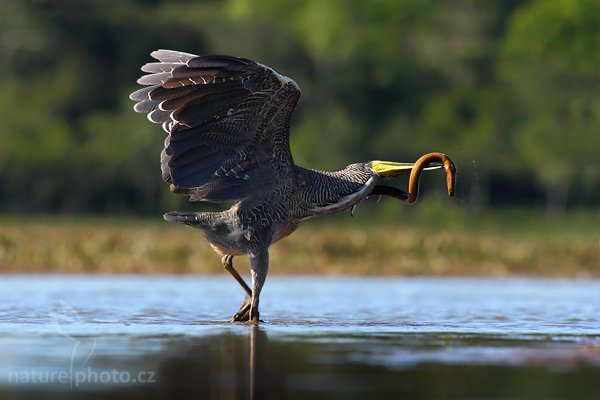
{"left": 0, "top": 276, "right": 599, "bottom": 399}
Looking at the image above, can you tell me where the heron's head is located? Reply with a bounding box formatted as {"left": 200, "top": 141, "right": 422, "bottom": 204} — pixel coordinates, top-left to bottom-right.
{"left": 366, "top": 155, "right": 455, "bottom": 203}
{"left": 367, "top": 160, "right": 442, "bottom": 179}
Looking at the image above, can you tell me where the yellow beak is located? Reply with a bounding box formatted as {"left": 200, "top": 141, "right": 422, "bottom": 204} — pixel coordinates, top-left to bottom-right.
{"left": 368, "top": 160, "right": 441, "bottom": 178}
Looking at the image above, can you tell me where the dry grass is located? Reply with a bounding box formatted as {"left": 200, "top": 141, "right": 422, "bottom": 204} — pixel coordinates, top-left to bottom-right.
{"left": 0, "top": 214, "right": 598, "bottom": 276}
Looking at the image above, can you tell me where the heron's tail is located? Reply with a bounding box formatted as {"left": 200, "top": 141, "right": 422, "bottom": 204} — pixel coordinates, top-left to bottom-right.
{"left": 163, "top": 211, "right": 209, "bottom": 226}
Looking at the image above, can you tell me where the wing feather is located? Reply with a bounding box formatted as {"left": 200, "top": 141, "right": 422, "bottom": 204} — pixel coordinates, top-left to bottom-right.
{"left": 133, "top": 99, "right": 158, "bottom": 113}
{"left": 137, "top": 72, "right": 172, "bottom": 86}
{"left": 129, "top": 86, "right": 154, "bottom": 101}
{"left": 131, "top": 50, "right": 301, "bottom": 203}
{"left": 141, "top": 62, "right": 181, "bottom": 74}
{"left": 151, "top": 49, "right": 197, "bottom": 63}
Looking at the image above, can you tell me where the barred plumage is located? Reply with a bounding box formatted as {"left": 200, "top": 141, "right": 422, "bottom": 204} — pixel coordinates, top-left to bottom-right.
{"left": 132, "top": 50, "right": 456, "bottom": 322}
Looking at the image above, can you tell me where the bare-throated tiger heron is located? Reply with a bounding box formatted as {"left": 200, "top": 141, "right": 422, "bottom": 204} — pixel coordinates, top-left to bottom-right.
{"left": 130, "top": 50, "right": 456, "bottom": 323}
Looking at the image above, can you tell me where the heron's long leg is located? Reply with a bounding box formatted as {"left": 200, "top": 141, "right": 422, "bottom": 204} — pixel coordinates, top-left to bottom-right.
{"left": 248, "top": 249, "right": 269, "bottom": 323}
{"left": 222, "top": 255, "right": 253, "bottom": 322}
{"left": 230, "top": 249, "right": 269, "bottom": 323}
{"left": 221, "top": 255, "right": 252, "bottom": 296}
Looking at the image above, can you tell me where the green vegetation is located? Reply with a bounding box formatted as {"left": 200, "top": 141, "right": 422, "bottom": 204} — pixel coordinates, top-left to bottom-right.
{"left": 0, "top": 1, "right": 598, "bottom": 276}
{"left": 1, "top": 210, "right": 597, "bottom": 276}
{"left": 0, "top": 0, "right": 598, "bottom": 215}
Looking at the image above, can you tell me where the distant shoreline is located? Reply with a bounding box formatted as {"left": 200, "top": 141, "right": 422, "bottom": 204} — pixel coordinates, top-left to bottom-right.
{"left": 0, "top": 212, "right": 597, "bottom": 277}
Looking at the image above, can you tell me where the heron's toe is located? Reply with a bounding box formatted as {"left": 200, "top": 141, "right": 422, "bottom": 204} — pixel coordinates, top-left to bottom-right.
{"left": 230, "top": 300, "right": 251, "bottom": 323}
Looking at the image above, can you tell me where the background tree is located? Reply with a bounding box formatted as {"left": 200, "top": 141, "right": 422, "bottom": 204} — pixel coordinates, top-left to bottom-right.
{"left": 0, "top": 0, "right": 597, "bottom": 215}
{"left": 500, "top": 0, "right": 600, "bottom": 213}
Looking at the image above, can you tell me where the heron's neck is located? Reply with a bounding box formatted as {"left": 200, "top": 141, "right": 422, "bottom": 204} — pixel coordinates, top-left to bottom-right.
{"left": 294, "top": 165, "right": 376, "bottom": 218}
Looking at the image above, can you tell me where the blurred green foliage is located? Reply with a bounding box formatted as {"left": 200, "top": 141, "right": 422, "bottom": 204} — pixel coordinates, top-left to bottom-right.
{"left": 0, "top": 0, "right": 598, "bottom": 214}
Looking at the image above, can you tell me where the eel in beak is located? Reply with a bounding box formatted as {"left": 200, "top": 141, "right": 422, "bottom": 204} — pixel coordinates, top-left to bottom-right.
{"left": 369, "top": 152, "right": 456, "bottom": 203}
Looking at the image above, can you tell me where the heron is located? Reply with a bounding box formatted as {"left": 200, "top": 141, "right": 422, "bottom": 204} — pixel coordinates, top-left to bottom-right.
{"left": 130, "top": 50, "right": 456, "bottom": 323}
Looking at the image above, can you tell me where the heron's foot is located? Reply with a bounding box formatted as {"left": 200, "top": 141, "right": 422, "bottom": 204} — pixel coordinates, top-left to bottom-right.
{"left": 229, "top": 298, "right": 262, "bottom": 323}
{"left": 250, "top": 308, "right": 260, "bottom": 323}
{"left": 230, "top": 297, "right": 251, "bottom": 322}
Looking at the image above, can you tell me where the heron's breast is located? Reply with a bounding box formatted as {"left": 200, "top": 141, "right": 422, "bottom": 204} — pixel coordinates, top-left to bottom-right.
{"left": 272, "top": 220, "right": 299, "bottom": 244}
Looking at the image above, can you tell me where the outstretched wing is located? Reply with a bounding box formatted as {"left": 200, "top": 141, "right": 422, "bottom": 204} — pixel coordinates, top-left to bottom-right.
{"left": 130, "top": 49, "right": 301, "bottom": 203}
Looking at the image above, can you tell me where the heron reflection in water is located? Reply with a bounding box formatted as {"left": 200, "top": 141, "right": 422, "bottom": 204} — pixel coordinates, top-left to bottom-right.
{"left": 131, "top": 50, "right": 456, "bottom": 322}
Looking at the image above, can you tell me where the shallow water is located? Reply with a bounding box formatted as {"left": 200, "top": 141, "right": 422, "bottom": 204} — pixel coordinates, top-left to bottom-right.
{"left": 1, "top": 275, "right": 599, "bottom": 399}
